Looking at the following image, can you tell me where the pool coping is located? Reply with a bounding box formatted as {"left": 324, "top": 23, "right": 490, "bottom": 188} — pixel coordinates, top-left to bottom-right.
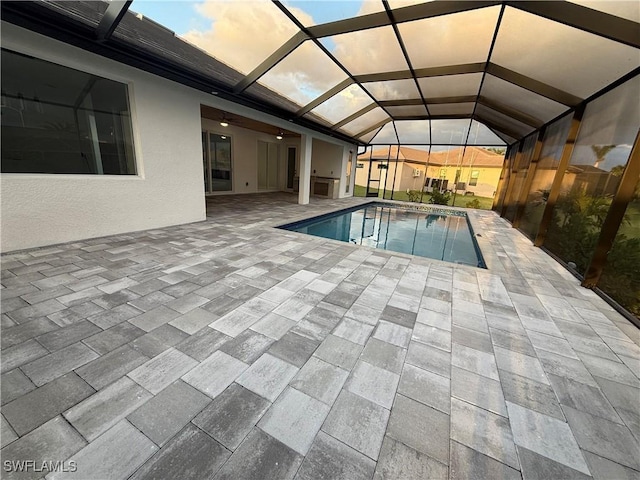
{"left": 276, "top": 200, "right": 488, "bottom": 270}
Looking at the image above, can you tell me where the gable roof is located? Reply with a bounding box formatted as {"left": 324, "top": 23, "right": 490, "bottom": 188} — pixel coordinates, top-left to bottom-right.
{"left": 360, "top": 146, "right": 504, "bottom": 167}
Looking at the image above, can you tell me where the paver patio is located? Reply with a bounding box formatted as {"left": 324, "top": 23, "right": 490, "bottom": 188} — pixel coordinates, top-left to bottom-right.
{"left": 1, "top": 192, "right": 639, "bottom": 480}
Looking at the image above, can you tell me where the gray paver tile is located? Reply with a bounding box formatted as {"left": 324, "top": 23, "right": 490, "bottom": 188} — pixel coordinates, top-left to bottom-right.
{"left": 47, "top": 420, "right": 157, "bottom": 480}
{"left": 93, "top": 289, "right": 140, "bottom": 310}
{"left": 75, "top": 345, "right": 149, "bottom": 391}
{"left": 36, "top": 320, "right": 102, "bottom": 352}
{"left": 333, "top": 318, "right": 374, "bottom": 345}
{"left": 1, "top": 415, "right": 18, "bottom": 448}
{"left": 313, "top": 334, "right": 362, "bottom": 370}
{"left": 82, "top": 321, "right": 145, "bottom": 355}
{"left": 360, "top": 337, "right": 405, "bottom": 374}
{"left": 213, "top": 428, "right": 303, "bottom": 480}
{"left": 451, "top": 398, "right": 519, "bottom": 469}
{"left": 129, "top": 305, "right": 181, "bottom": 332}
{"left": 452, "top": 325, "right": 493, "bottom": 353}
{"left": 236, "top": 352, "right": 298, "bottom": 401}
{"left": 416, "top": 308, "right": 452, "bottom": 331}
{"left": 21, "top": 342, "right": 99, "bottom": 387}
{"left": 499, "top": 369, "right": 565, "bottom": 420}
{"left": 380, "top": 305, "right": 417, "bottom": 328}
{"left": 398, "top": 363, "right": 450, "bottom": 413}
{"left": 507, "top": 401, "right": 589, "bottom": 474}
{"left": 548, "top": 374, "right": 622, "bottom": 424}
{"left": 290, "top": 318, "right": 332, "bottom": 342}
{"left": 405, "top": 340, "right": 451, "bottom": 378}
{"left": 86, "top": 303, "right": 142, "bottom": 330}
{"left": 64, "top": 376, "right": 152, "bottom": 441}
{"left": 250, "top": 312, "right": 297, "bottom": 340}
{"left": 322, "top": 389, "right": 390, "bottom": 460}
{"left": 578, "top": 351, "right": 640, "bottom": 388}
{"left": 374, "top": 436, "right": 448, "bottom": 480}
{"left": 387, "top": 393, "right": 450, "bottom": 465}
{"left": 518, "top": 445, "right": 592, "bottom": 480}
{"left": 169, "top": 306, "right": 218, "bottom": 335}
{"left": 494, "top": 345, "right": 549, "bottom": 384}
{"left": 174, "top": 326, "right": 230, "bottom": 361}
{"left": 537, "top": 348, "right": 597, "bottom": 387}
{"left": 2, "top": 372, "right": 94, "bottom": 436}
{"left": 563, "top": 405, "right": 640, "bottom": 471}
{"left": 130, "top": 423, "right": 230, "bottom": 480}
{"left": 595, "top": 376, "right": 640, "bottom": 440}
{"left": 258, "top": 387, "right": 329, "bottom": 455}
{"left": 128, "top": 347, "right": 198, "bottom": 394}
{"left": 451, "top": 366, "right": 507, "bottom": 417}
{"left": 1, "top": 318, "right": 59, "bottom": 349}
{"left": 490, "top": 327, "right": 537, "bottom": 356}
{"left": 345, "top": 360, "right": 400, "bottom": 409}
{"left": 452, "top": 343, "right": 499, "bottom": 381}
{"left": 193, "top": 382, "right": 270, "bottom": 450}
{"left": 182, "top": 350, "right": 249, "bottom": 398}
{"left": 372, "top": 320, "right": 412, "bottom": 348}
{"left": 127, "top": 380, "right": 211, "bottom": 446}
{"left": 345, "top": 303, "right": 382, "bottom": 326}
{"left": 268, "top": 331, "right": 319, "bottom": 367}
{"left": 0, "top": 339, "right": 49, "bottom": 374}
{"left": 127, "top": 290, "right": 175, "bottom": 312}
{"left": 1, "top": 368, "right": 36, "bottom": 405}
{"left": 583, "top": 451, "right": 640, "bottom": 480}
{"left": 165, "top": 293, "right": 209, "bottom": 314}
{"left": 6, "top": 299, "right": 66, "bottom": 323}
{"left": 219, "top": 329, "right": 274, "bottom": 364}
{"left": 413, "top": 322, "right": 452, "bottom": 351}
{"left": 1, "top": 416, "right": 86, "bottom": 480}
{"left": 290, "top": 356, "right": 348, "bottom": 405}
{"left": 297, "top": 431, "right": 376, "bottom": 480}
{"left": 450, "top": 441, "right": 520, "bottom": 480}
{"left": 210, "top": 308, "right": 262, "bottom": 337}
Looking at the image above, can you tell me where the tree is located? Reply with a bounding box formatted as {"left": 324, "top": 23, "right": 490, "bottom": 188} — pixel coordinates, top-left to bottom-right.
{"left": 486, "top": 147, "right": 506, "bottom": 155}
{"left": 591, "top": 145, "right": 616, "bottom": 169}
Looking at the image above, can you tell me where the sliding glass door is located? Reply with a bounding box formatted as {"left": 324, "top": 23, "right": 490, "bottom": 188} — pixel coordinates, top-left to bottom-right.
{"left": 202, "top": 131, "right": 232, "bottom": 193}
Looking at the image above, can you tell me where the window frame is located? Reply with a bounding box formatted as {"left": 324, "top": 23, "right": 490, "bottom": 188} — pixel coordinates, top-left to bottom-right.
{"left": 0, "top": 46, "right": 142, "bottom": 178}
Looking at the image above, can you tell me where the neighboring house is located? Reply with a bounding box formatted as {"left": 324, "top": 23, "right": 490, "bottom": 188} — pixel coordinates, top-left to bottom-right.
{"left": 356, "top": 146, "right": 505, "bottom": 198}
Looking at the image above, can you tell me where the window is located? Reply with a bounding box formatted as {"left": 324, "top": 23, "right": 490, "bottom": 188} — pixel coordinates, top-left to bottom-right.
{"left": 356, "top": 163, "right": 364, "bottom": 168}
{"left": 1, "top": 49, "right": 136, "bottom": 175}
{"left": 202, "top": 132, "right": 232, "bottom": 192}
{"left": 469, "top": 170, "right": 480, "bottom": 186}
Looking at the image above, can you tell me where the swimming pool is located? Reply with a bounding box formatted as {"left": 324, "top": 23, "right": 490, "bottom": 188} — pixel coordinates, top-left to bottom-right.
{"left": 279, "top": 203, "right": 486, "bottom": 268}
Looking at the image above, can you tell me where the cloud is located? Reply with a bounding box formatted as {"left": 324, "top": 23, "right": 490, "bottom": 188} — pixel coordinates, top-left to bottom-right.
{"left": 182, "top": 0, "right": 306, "bottom": 74}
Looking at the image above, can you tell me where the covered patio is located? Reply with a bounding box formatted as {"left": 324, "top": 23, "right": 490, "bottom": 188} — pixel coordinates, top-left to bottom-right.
{"left": 2, "top": 193, "right": 638, "bottom": 479}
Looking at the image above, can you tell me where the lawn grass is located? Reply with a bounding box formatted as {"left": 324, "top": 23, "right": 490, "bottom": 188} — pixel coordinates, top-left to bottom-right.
{"left": 353, "top": 185, "right": 494, "bottom": 210}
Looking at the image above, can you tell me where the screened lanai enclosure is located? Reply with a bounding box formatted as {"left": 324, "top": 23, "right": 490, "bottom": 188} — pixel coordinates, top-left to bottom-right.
{"left": 3, "top": 0, "right": 639, "bottom": 319}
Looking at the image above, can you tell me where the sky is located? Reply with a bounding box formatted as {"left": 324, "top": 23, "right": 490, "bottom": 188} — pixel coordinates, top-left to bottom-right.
{"left": 124, "top": 0, "right": 554, "bottom": 146}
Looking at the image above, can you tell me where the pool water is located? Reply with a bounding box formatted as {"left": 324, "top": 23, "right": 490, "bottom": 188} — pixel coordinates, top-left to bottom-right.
{"left": 280, "top": 203, "right": 486, "bottom": 268}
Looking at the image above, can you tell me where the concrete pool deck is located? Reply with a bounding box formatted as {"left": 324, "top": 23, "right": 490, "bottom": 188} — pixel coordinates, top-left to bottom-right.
{"left": 1, "top": 192, "right": 639, "bottom": 479}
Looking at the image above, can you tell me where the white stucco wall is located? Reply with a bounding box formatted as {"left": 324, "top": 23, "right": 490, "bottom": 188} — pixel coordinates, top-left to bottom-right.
{"left": 1, "top": 22, "right": 206, "bottom": 252}
{"left": 200, "top": 119, "right": 301, "bottom": 194}
{"left": 1, "top": 22, "right": 357, "bottom": 252}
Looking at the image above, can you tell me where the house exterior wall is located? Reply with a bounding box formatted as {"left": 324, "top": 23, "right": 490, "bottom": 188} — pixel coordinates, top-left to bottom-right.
{"left": 1, "top": 23, "right": 355, "bottom": 252}
{"left": 1, "top": 22, "right": 206, "bottom": 252}
{"left": 425, "top": 165, "right": 501, "bottom": 197}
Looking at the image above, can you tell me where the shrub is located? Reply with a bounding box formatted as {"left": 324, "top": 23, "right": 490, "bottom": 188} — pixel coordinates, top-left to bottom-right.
{"left": 406, "top": 190, "right": 422, "bottom": 203}
{"left": 429, "top": 189, "right": 451, "bottom": 205}
{"left": 466, "top": 198, "right": 481, "bottom": 209}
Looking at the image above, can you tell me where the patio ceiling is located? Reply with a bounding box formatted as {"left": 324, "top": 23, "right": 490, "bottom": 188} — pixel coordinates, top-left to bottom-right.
{"left": 3, "top": 1, "right": 639, "bottom": 146}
